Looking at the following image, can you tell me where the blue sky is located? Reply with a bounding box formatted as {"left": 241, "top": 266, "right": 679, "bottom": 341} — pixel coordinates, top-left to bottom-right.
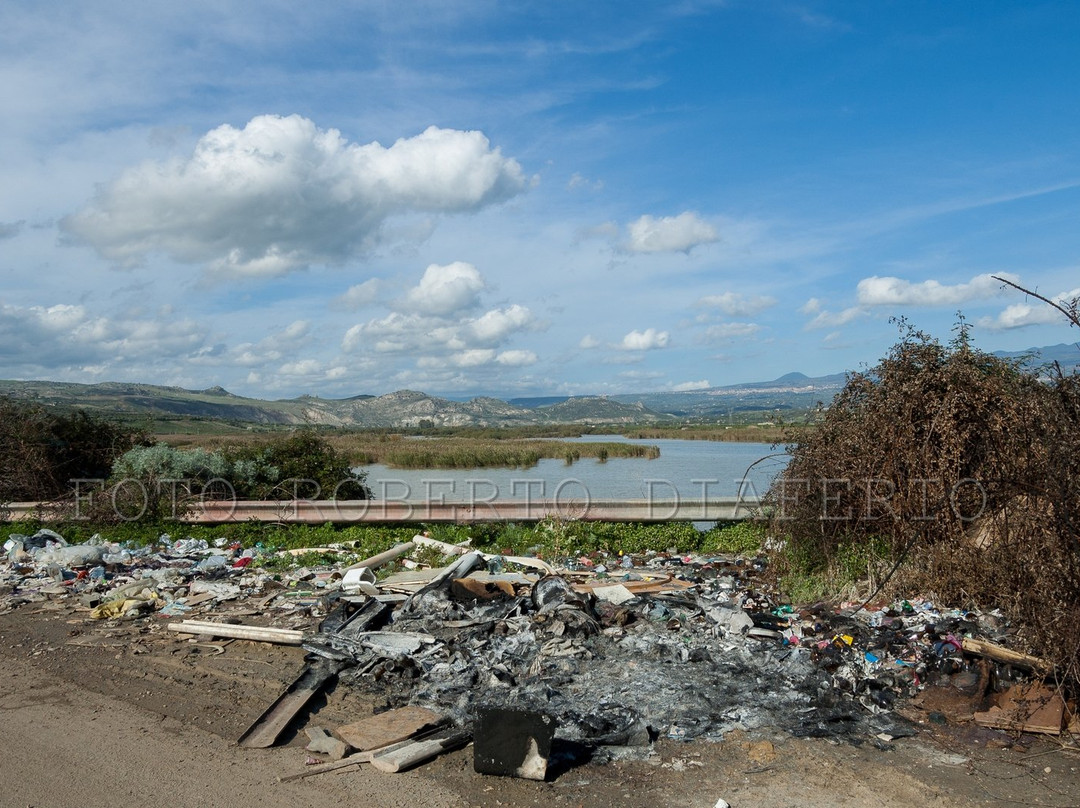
{"left": 2, "top": 1, "right": 1079, "bottom": 400}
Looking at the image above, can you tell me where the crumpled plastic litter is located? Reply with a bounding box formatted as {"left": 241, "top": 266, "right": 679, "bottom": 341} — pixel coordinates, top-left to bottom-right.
{"left": 90, "top": 591, "right": 162, "bottom": 619}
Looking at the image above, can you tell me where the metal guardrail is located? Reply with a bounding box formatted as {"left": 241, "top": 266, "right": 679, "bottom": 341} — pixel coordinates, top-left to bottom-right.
{"left": 3, "top": 497, "right": 762, "bottom": 524}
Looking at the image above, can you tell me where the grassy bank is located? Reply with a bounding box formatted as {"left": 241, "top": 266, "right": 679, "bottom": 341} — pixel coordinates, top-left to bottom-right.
{"left": 7, "top": 517, "right": 767, "bottom": 562}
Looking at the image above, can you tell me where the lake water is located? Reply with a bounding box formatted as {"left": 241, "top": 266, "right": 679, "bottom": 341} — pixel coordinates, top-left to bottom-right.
{"left": 362, "top": 437, "right": 789, "bottom": 503}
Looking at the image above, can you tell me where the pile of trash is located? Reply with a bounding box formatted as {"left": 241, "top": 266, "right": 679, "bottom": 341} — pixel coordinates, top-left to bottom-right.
{"left": 2, "top": 528, "right": 296, "bottom": 620}
{"left": 3, "top": 527, "right": 1072, "bottom": 774}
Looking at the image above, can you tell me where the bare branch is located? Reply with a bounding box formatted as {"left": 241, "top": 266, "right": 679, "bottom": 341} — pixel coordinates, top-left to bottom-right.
{"left": 992, "top": 275, "right": 1080, "bottom": 329}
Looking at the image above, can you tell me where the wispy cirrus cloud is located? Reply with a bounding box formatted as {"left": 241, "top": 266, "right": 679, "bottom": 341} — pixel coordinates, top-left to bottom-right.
{"left": 801, "top": 298, "right": 866, "bottom": 330}
{"left": 697, "top": 291, "right": 776, "bottom": 317}
{"left": 704, "top": 322, "right": 760, "bottom": 341}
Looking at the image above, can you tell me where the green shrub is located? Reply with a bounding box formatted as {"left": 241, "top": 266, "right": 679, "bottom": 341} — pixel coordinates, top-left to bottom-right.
{"left": 106, "top": 430, "right": 372, "bottom": 518}
{"left": 700, "top": 520, "right": 766, "bottom": 554}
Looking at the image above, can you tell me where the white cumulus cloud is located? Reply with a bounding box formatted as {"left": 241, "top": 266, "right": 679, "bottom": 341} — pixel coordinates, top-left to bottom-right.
{"left": 403, "top": 262, "right": 485, "bottom": 315}
{"left": 856, "top": 272, "right": 1017, "bottom": 306}
{"left": 496, "top": 349, "right": 537, "bottom": 366}
{"left": 334, "top": 279, "right": 381, "bottom": 310}
{"left": 619, "top": 328, "right": 670, "bottom": 350}
{"left": 469, "top": 304, "right": 534, "bottom": 344}
{"left": 624, "top": 211, "right": 718, "bottom": 254}
{"left": 279, "top": 359, "right": 323, "bottom": 376}
{"left": 341, "top": 264, "right": 540, "bottom": 370}
{"left": 449, "top": 349, "right": 497, "bottom": 367}
{"left": 281, "top": 320, "right": 309, "bottom": 340}
{"left": 0, "top": 301, "right": 207, "bottom": 372}
{"left": 977, "top": 287, "right": 1080, "bottom": 330}
{"left": 227, "top": 319, "right": 312, "bottom": 367}
{"left": 62, "top": 116, "right": 527, "bottom": 277}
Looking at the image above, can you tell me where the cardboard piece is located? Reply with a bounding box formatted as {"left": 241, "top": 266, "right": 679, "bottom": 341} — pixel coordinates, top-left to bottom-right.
{"left": 337, "top": 706, "right": 446, "bottom": 752}
{"left": 973, "top": 682, "right": 1065, "bottom": 735}
{"left": 451, "top": 577, "right": 516, "bottom": 600}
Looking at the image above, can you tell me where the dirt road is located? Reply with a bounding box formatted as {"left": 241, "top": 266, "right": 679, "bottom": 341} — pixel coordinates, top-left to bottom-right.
{"left": 2, "top": 603, "right": 1078, "bottom": 808}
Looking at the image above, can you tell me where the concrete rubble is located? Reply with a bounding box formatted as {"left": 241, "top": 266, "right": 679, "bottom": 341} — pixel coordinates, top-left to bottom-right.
{"left": 3, "top": 526, "right": 1075, "bottom": 778}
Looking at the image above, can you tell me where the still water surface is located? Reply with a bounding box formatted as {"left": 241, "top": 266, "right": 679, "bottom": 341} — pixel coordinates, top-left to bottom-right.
{"left": 364, "top": 436, "right": 789, "bottom": 503}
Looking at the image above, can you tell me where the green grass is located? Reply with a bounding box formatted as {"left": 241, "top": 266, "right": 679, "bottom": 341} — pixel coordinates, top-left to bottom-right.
{"left": 4, "top": 517, "right": 766, "bottom": 564}
{"left": 774, "top": 534, "right": 894, "bottom": 605}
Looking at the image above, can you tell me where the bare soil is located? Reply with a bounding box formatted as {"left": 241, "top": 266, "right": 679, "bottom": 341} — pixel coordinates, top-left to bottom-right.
{"left": 2, "top": 601, "right": 1079, "bottom": 808}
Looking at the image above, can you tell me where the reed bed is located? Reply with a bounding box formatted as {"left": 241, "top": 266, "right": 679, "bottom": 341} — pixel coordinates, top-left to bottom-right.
{"left": 624, "top": 425, "right": 809, "bottom": 443}
{"left": 346, "top": 437, "right": 660, "bottom": 469}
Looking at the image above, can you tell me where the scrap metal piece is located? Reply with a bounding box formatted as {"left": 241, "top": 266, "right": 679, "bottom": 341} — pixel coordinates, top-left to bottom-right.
{"left": 236, "top": 658, "right": 346, "bottom": 748}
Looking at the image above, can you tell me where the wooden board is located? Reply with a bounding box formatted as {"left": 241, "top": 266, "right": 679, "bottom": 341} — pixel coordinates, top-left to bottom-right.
{"left": 369, "top": 730, "right": 471, "bottom": 773}
{"left": 336, "top": 706, "right": 445, "bottom": 752}
{"left": 961, "top": 637, "right": 1047, "bottom": 671}
{"left": 236, "top": 661, "right": 340, "bottom": 748}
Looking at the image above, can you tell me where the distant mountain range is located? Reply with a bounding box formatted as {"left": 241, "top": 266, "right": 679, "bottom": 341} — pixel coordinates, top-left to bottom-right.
{"left": 0, "top": 380, "right": 666, "bottom": 428}
{"left": 1, "top": 342, "right": 1074, "bottom": 428}
{"left": 608, "top": 371, "right": 849, "bottom": 419}
{"left": 992, "top": 342, "right": 1080, "bottom": 370}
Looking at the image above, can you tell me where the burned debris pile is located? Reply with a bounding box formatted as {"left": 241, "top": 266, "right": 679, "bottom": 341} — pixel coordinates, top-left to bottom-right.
{"left": 315, "top": 550, "right": 870, "bottom": 747}
{"left": 3, "top": 527, "right": 1075, "bottom": 777}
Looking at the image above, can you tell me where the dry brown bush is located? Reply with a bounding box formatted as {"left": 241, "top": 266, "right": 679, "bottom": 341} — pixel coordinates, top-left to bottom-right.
{"left": 769, "top": 318, "right": 1080, "bottom": 682}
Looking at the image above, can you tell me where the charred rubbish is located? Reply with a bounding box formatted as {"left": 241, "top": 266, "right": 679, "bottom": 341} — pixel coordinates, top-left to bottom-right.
{"left": 3, "top": 528, "right": 1070, "bottom": 774}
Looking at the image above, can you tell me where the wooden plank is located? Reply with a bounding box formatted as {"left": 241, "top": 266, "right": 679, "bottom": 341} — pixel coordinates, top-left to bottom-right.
{"left": 369, "top": 731, "right": 471, "bottom": 773}
{"left": 278, "top": 731, "right": 446, "bottom": 782}
{"left": 336, "top": 706, "right": 446, "bottom": 752}
{"left": 451, "top": 577, "right": 516, "bottom": 600}
{"left": 179, "top": 592, "right": 220, "bottom": 608}
{"left": 961, "top": 638, "right": 1047, "bottom": 671}
{"left": 168, "top": 621, "right": 304, "bottom": 646}
{"left": 380, "top": 569, "right": 443, "bottom": 587}
{"left": 277, "top": 744, "right": 396, "bottom": 783}
{"left": 278, "top": 755, "right": 366, "bottom": 782}
{"left": 237, "top": 661, "right": 341, "bottom": 748}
